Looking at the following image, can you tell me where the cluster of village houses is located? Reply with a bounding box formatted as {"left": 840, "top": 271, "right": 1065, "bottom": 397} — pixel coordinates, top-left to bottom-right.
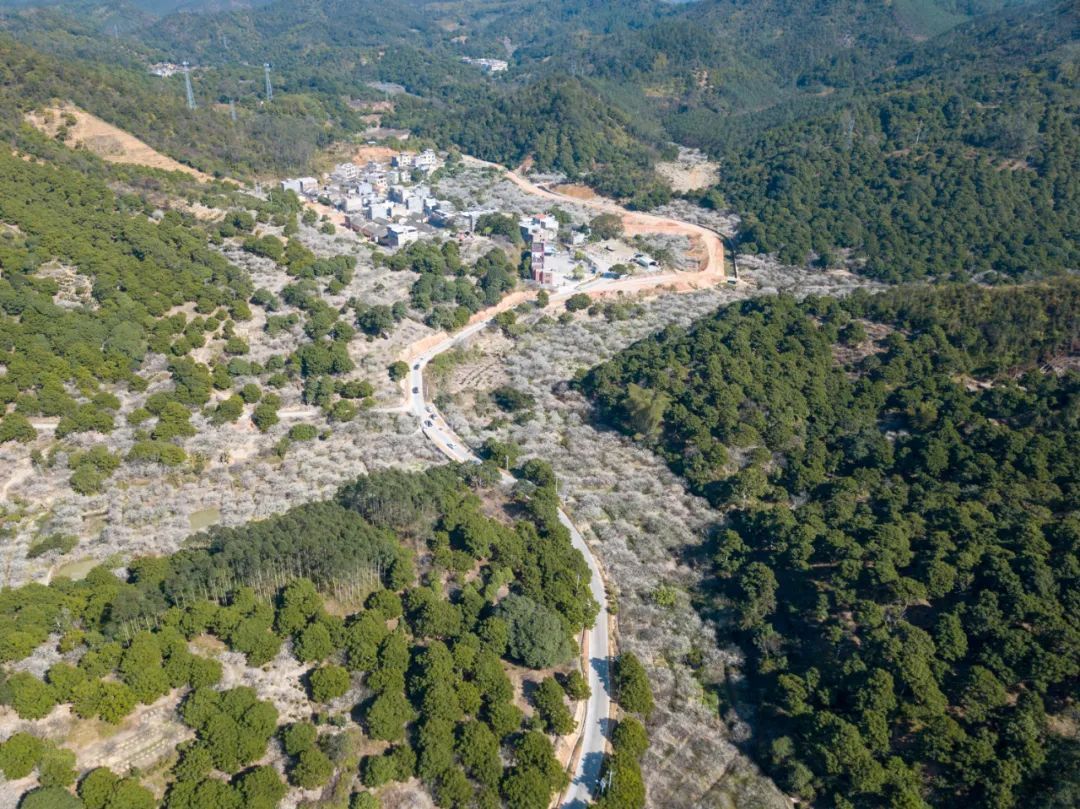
{"left": 281, "top": 150, "right": 656, "bottom": 288}
{"left": 281, "top": 150, "right": 453, "bottom": 248}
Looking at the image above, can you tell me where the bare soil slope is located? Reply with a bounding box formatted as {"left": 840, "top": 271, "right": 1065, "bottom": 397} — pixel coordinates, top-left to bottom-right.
{"left": 26, "top": 104, "right": 213, "bottom": 181}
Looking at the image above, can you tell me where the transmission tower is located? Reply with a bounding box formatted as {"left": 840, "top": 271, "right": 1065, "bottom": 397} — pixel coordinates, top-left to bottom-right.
{"left": 183, "top": 61, "right": 196, "bottom": 110}
{"left": 229, "top": 99, "right": 237, "bottom": 123}
{"left": 264, "top": 63, "right": 273, "bottom": 102}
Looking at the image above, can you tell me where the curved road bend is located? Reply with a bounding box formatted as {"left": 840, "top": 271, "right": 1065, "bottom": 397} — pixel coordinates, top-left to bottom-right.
{"left": 461, "top": 155, "right": 727, "bottom": 282}
{"left": 405, "top": 326, "right": 611, "bottom": 809}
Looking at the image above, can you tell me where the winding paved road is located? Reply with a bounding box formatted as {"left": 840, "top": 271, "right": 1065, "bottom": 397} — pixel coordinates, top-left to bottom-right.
{"left": 396, "top": 158, "right": 737, "bottom": 805}
{"left": 404, "top": 324, "right": 611, "bottom": 808}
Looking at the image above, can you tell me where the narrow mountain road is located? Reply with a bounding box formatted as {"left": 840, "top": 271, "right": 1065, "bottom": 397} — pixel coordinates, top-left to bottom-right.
{"left": 403, "top": 323, "right": 611, "bottom": 808}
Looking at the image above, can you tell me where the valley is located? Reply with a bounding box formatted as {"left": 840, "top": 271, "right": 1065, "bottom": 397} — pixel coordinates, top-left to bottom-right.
{"left": 0, "top": 2, "right": 1076, "bottom": 809}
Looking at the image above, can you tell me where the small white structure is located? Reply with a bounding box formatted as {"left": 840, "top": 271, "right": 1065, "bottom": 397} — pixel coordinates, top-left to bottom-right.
{"left": 385, "top": 224, "right": 419, "bottom": 247}
{"left": 396, "top": 150, "right": 441, "bottom": 174}
{"left": 519, "top": 214, "right": 559, "bottom": 244}
{"left": 414, "top": 150, "right": 441, "bottom": 173}
{"left": 280, "top": 177, "right": 319, "bottom": 195}
{"left": 461, "top": 57, "right": 509, "bottom": 74}
{"left": 149, "top": 62, "right": 182, "bottom": 78}
{"left": 365, "top": 201, "right": 395, "bottom": 220}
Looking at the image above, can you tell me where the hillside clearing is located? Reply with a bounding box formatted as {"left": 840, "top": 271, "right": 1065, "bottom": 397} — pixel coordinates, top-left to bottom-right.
{"left": 25, "top": 104, "right": 213, "bottom": 181}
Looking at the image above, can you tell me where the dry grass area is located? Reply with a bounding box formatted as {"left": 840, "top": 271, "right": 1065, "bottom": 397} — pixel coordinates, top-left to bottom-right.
{"left": 831, "top": 320, "right": 894, "bottom": 368}
{"left": 378, "top": 780, "right": 436, "bottom": 809}
{"left": 998, "top": 158, "right": 1035, "bottom": 172}
{"left": 25, "top": 104, "right": 212, "bottom": 181}
{"left": 0, "top": 692, "right": 190, "bottom": 800}
{"left": 656, "top": 148, "right": 721, "bottom": 193}
{"left": 550, "top": 183, "right": 599, "bottom": 200}
{"left": 215, "top": 644, "right": 313, "bottom": 724}
{"left": 352, "top": 144, "right": 400, "bottom": 163}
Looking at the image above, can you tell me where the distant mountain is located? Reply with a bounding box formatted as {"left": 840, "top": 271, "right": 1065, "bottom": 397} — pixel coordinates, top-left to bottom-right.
{"left": 0, "top": 0, "right": 269, "bottom": 13}
{"left": 390, "top": 73, "right": 672, "bottom": 205}
{"left": 0, "top": 0, "right": 1074, "bottom": 280}
{"left": 692, "top": 0, "right": 1078, "bottom": 281}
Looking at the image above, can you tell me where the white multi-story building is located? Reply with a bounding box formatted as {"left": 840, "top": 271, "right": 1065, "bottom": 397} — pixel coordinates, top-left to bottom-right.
{"left": 413, "top": 150, "right": 441, "bottom": 173}
{"left": 365, "top": 201, "right": 395, "bottom": 220}
{"left": 462, "top": 57, "right": 509, "bottom": 74}
{"left": 332, "top": 162, "right": 361, "bottom": 183}
{"left": 519, "top": 214, "right": 559, "bottom": 244}
{"left": 386, "top": 224, "right": 419, "bottom": 247}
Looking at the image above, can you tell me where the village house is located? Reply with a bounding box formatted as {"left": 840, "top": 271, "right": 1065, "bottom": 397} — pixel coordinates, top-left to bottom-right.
{"left": 331, "top": 162, "right": 361, "bottom": 183}
{"left": 461, "top": 56, "right": 509, "bottom": 74}
{"left": 280, "top": 177, "right": 320, "bottom": 195}
{"left": 385, "top": 223, "right": 419, "bottom": 247}
{"left": 519, "top": 214, "right": 560, "bottom": 244}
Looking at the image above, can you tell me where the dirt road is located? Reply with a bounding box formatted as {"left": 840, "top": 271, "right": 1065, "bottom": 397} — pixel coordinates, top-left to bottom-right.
{"left": 461, "top": 155, "right": 727, "bottom": 280}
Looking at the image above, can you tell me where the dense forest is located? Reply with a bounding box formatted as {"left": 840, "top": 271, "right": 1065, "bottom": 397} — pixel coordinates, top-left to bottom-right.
{"left": 0, "top": 463, "right": 608, "bottom": 809}
{"left": 688, "top": 1, "right": 1079, "bottom": 280}
{"left": 388, "top": 75, "right": 671, "bottom": 207}
{"left": 581, "top": 280, "right": 1080, "bottom": 808}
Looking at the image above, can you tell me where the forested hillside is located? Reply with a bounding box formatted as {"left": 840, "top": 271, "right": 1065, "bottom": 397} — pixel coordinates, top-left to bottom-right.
{"left": 390, "top": 75, "right": 671, "bottom": 205}
{"left": 693, "top": 0, "right": 1079, "bottom": 280}
{"left": 0, "top": 464, "right": 602, "bottom": 809}
{"left": 0, "top": 21, "right": 361, "bottom": 176}
{"left": 0, "top": 145, "right": 248, "bottom": 458}
{"left": 581, "top": 281, "right": 1080, "bottom": 808}
{"left": 0, "top": 56, "right": 377, "bottom": 489}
